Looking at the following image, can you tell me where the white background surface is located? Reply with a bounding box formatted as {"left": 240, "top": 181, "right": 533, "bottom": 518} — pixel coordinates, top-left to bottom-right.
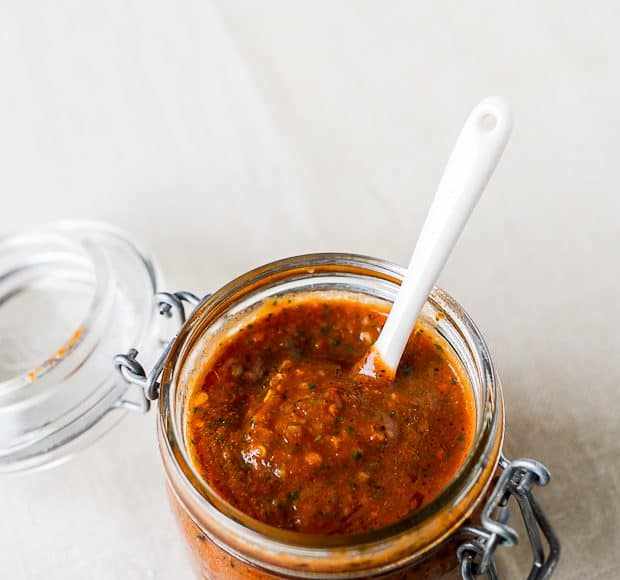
{"left": 1, "top": 1, "right": 619, "bottom": 578}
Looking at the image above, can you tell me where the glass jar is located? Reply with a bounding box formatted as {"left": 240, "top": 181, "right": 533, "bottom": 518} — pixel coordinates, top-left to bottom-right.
{"left": 152, "top": 254, "right": 559, "bottom": 579}
{"left": 1, "top": 224, "right": 559, "bottom": 578}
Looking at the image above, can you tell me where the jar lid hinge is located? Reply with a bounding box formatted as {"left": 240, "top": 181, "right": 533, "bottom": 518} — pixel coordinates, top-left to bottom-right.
{"left": 114, "top": 291, "right": 202, "bottom": 413}
{"left": 457, "top": 456, "right": 560, "bottom": 579}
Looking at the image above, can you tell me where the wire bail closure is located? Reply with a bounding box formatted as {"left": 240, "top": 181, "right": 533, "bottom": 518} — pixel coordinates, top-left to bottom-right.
{"left": 113, "top": 291, "right": 201, "bottom": 413}
{"left": 457, "top": 456, "right": 560, "bottom": 579}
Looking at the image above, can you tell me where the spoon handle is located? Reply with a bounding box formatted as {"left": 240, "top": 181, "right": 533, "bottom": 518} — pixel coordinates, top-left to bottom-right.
{"left": 374, "top": 96, "right": 513, "bottom": 373}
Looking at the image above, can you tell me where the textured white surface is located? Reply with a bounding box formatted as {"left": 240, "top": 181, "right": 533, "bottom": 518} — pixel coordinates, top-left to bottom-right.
{"left": 1, "top": 1, "right": 619, "bottom": 578}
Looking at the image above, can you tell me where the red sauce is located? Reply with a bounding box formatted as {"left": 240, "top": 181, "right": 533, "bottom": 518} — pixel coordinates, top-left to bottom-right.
{"left": 187, "top": 294, "right": 475, "bottom": 534}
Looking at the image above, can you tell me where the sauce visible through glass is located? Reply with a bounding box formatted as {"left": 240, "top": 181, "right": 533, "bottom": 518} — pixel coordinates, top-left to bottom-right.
{"left": 187, "top": 294, "right": 475, "bottom": 534}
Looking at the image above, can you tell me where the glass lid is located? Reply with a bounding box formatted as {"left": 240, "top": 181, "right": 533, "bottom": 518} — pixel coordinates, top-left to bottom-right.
{"left": 0, "top": 221, "right": 163, "bottom": 473}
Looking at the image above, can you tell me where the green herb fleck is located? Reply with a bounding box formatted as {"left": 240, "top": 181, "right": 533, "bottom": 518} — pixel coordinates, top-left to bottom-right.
{"left": 352, "top": 450, "right": 363, "bottom": 461}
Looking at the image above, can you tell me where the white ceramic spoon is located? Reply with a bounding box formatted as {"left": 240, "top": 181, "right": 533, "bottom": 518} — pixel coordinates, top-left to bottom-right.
{"left": 360, "top": 96, "right": 513, "bottom": 378}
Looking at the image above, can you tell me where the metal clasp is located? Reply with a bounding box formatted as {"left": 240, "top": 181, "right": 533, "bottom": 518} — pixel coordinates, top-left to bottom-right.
{"left": 457, "top": 456, "right": 560, "bottom": 579}
{"left": 113, "top": 291, "right": 201, "bottom": 412}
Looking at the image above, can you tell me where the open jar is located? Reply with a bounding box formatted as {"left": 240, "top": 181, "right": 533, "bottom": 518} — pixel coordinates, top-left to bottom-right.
{"left": 0, "top": 223, "right": 560, "bottom": 578}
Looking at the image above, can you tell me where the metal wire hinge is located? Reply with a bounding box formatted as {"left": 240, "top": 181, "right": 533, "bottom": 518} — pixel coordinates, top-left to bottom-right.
{"left": 113, "top": 291, "right": 202, "bottom": 413}
{"left": 457, "top": 456, "right": 560, "bottom": 579}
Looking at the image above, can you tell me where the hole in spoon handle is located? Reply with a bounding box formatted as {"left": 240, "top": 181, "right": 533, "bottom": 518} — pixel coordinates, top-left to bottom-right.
{"left": 479, "top": 113, "right": 497, "bottom": 131}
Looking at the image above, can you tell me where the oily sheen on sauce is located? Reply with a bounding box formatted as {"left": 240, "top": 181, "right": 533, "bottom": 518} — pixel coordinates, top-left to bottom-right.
{"left": 187, "top": 294, "right": 475, "bottom": 535}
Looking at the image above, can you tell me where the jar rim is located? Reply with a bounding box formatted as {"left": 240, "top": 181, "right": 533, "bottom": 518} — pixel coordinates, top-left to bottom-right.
{"left": 159, "top": 252, "right": 504, "bottom": 569}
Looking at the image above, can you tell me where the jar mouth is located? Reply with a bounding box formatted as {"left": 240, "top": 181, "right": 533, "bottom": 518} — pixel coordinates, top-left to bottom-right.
{"left": 160, "top": 253, "right": 504, "bottom": 557}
